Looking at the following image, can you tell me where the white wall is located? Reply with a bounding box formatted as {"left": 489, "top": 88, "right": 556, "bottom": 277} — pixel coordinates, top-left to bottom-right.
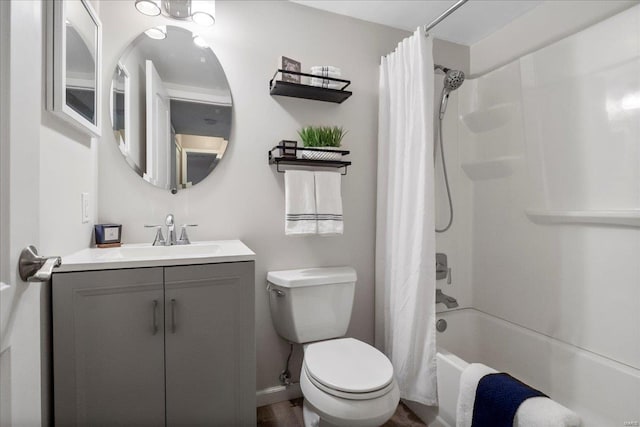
{"left": 470, "top": 0, "right": 638, "bottom": 76}
{"left": 459, "top": 4, "right": 640, "bottom": 424}
{"left": 97, "top": 0, "right": 410, "bottom": 398}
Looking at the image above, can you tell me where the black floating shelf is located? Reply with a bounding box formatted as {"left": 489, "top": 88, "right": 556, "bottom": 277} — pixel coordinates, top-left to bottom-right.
{"left": 268, "top": 144, "right": 351, "bottom": 175}
{"left": 269, "top": 69, "right": 352, "bottom": 104}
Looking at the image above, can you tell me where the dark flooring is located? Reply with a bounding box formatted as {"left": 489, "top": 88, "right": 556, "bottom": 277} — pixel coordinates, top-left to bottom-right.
{"left": 257, "top": 398, "right": 428, "bottom": 427}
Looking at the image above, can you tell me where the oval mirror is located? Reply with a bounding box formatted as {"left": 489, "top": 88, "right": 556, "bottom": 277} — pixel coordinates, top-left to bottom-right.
{"left": 110, "top": 26, "right": 232, "bottom": 193}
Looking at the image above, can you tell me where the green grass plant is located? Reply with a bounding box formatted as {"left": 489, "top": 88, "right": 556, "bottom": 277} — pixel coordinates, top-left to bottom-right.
{"left": 298, "top": 126, "right": 347, "bottom": 147}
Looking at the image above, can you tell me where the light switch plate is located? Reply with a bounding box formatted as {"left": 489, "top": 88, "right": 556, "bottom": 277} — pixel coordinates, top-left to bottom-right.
{"left": 81, "top": 192, "right": 90, "bottom": 223}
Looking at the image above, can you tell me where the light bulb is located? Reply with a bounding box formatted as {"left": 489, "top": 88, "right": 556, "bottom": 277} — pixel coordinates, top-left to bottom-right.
{"left": 192, "top": 35, "right": 208, "bottom": 48}
{"left": 135, "top": 0, "right": 161, "bottom": 16}
{"left": 145, "top": 25, "right": 167, "bottom": 40}
{"left": 191, "top": 0, "right": 215, "bottom": 26}
{"left": 192, "top": 11, "right": 215, "bottom": 26}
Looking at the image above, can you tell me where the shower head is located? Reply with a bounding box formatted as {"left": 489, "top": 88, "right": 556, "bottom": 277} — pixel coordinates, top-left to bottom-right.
{"left": 439, "top": 69, "right": 465, "bottom": 119}
{"left": 444, "top": 69, "right": 465, "bottom": 91}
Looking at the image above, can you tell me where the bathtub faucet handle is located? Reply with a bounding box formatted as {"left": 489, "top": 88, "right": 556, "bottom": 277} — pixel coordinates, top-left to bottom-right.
{"left": 436, "top": 289, "right": 458, "bottom": 309}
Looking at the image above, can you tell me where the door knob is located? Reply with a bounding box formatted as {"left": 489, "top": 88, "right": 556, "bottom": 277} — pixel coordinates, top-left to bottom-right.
{"left": 18, "top": 245, "right": 61, "bottom": 282}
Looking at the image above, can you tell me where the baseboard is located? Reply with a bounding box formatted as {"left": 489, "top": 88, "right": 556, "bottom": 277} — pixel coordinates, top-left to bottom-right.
{"left": 256, "top": 383, "right": 303, "bottom": 407}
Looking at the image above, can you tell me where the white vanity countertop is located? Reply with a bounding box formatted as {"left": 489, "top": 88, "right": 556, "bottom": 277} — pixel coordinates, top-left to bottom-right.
{"left": 55, "top": 240, "right": 256, "bottom": 273}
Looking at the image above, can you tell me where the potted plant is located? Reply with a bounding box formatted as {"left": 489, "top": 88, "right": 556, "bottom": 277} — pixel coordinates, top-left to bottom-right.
{"left": 297, "top": 126, "right": 347, "bottom": 161}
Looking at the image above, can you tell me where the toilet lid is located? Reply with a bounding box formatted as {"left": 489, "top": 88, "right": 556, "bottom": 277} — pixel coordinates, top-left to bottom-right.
{"left": 304, "top": 338, "right": 394, "bottom": 393}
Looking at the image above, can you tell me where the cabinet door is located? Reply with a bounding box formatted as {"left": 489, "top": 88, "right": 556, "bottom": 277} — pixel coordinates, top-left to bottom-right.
{"left": 164, "top": 262, "right": 255, "bottom": 427}
{"left": 52, "top": 268, "right": 165, "bottom": 427}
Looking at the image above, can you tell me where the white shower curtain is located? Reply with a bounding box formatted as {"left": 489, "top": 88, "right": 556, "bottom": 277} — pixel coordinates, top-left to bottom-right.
{"left": 376, "top": 30, "right": 437, "bottom": 406}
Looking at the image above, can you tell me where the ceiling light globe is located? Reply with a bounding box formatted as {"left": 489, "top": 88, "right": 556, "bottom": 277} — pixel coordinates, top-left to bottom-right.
{"left": 135, "top": 0, "right": 161, "bottom": 16}
{"left": 145, "top": 26, "right": 167, "bottom": 40}
{"left": 192, "top": 11, "right": 215, "bottom": 26}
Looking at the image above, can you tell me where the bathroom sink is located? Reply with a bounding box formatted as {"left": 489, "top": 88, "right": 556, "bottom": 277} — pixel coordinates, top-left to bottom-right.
{"left": 56, "top": 240, "right": 255, "bottom": 272}
{"left": 112, "top": 242, "right": 222, "bottom": 259}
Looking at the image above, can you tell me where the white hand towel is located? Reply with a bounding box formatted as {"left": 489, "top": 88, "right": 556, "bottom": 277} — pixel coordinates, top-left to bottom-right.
{"left": 285, "top": 170, "right": 317, "bottom": 236}
{"left": 514, "top": 396, "right": 582, "bottom": 427}
{"left": 314, "top": 171, "right": 343, "bottom": 235}
{"left": 456, "top": 363, "right": 497, "bottom": 427}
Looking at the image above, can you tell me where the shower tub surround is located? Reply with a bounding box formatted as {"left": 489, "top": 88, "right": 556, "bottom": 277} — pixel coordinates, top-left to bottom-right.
{"left": 419, "top": 4, "right": 640, "bottom": 426}
{"left": 405, "top": 309, "right": 639, "bottom": 427}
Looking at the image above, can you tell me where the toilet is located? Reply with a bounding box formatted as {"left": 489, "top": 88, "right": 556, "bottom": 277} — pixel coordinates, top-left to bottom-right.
{"left": 267, "top": 267, "right": 400, "bottom": 427}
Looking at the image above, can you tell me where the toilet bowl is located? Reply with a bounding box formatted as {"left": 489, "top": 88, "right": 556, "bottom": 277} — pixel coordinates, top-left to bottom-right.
{"left": 300, "top": 338, "right": 400, "bottom": 427}
{"left": 266, "top": 267, "right": 400, "bottom": 427}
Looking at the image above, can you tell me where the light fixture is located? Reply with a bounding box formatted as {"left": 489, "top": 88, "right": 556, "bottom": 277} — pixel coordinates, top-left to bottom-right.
{"left": 135, "top": 0, "right": 161, "bottom": 16}
{"left": 145, "top": 25, "right": 167, "bottom": 40}
{"left": 135, "top": 0, "right": 215, "bottom": 26}
{"left": 191, "top": 0, "right": 215, "bottom": 26}
{"left": 192, "top": 34, "right": 208, "bottom": 48}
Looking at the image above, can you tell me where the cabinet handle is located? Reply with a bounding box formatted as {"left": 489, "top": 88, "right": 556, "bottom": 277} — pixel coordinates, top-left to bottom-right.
{"left": 152, "top": 300, "right": 159, "bottom": 335}
{"left": 170, "top": 299, "right": 176, "bottom": 334}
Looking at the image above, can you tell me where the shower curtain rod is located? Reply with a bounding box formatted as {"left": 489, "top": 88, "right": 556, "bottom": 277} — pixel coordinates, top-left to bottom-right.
{"left": 423, "top": 0, "right": 470, "bottom": 35}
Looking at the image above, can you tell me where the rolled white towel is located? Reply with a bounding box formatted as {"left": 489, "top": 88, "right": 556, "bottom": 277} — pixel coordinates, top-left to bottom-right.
{"left": 456, "top": 363, "right": 497, "bottom": 427}
{"left": 310, "top": 78, "right": 343, "bottom": 89}
{"left": 310, "top": 65, "right": 341, "bottom": 75}
{"left": 310, "top": 70, "right": 341, "bottom": 78}
{"left": 514, "top": 396, "right": 581, "bottom": 427}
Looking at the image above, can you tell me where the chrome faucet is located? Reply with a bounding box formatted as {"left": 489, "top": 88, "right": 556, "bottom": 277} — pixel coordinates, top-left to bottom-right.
{"left": 165, "top": 214, "right": 177, "bottom": 246}
{"left": 436, "top": 289, "right": 458, "bottom": 309}
{"left": 145, "top": 214, "right": 197, "bottom": 246}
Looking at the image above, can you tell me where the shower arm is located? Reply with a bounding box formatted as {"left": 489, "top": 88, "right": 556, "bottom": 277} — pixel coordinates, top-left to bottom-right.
{"left": 434, "top": 64, "right": 449, "bottom": 73}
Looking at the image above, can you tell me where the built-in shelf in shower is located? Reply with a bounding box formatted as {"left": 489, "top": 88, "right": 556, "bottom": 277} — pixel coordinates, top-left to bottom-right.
{"left": 525, "top": 210, "right": 640, "bottom": 227}
{"left": 461, "top": 102, "right": 515, "bottom": 133}
{"left": 461, "top": 156, "right": 521, "bottom": 180}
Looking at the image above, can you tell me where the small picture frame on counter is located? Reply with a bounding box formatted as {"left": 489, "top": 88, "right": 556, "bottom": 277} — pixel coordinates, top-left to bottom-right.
{"left": 279, "top": 140, "right": 298, "bottom": 158}
{"left": 279, "top": 56, "right": 301, "bottom": 83}
{"left": 94, "top": 224, "right": 122, "bottom": 248}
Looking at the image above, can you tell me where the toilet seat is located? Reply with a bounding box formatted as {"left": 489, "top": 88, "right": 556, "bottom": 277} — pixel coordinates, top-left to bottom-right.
{"left": 300, "top": 362, "right": 400, "bottom": 427}
{"left": 303, "top": 338, "right": 395, "bottom": 400}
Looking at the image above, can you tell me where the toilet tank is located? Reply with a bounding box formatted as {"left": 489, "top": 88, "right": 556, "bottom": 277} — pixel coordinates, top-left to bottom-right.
{"left": 267, "top": 267, "right": 356, "bottom": 344}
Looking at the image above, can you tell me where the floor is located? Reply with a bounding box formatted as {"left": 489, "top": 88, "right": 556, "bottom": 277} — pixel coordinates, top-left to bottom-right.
{"left": 257, "top": 398, "right": 427, "bottom": 427}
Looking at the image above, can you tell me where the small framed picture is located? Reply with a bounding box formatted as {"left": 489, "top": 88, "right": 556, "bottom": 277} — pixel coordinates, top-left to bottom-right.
{"left": 95, "top": 224, "right": 122, "bottom": 248}
{"left": 279, "top": 56, "right": 301, "bottom": 83}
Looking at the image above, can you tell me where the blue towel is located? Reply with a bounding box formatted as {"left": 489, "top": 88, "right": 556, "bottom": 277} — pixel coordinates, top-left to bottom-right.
{"left": 471, "top": 373, "right": 547, "bottom": 427}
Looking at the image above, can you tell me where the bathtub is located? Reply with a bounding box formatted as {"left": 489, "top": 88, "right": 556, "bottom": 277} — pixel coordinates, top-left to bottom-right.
{"left": 404, "top": 308, "right": 640, "bottom": 427}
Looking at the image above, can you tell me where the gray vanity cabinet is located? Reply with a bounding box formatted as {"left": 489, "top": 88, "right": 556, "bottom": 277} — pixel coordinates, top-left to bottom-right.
{"left": 52, "top": 267, "right": 166, "bottom": 426}
{"left": 164, "top": 263, "right": 255, "bottom": 426}
{"left": 52, "top": 261, "right": 255, "bottom": 427}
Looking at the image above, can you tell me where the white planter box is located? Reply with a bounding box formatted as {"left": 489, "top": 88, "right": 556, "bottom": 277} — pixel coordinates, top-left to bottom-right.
{"left": 301, "top": 147, "right": 342, "bottom": 161}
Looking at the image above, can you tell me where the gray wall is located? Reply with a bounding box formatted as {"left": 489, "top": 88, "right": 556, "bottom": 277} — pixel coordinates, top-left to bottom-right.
{"left": 97, "top": 0, "right": 410, "bottom": 396}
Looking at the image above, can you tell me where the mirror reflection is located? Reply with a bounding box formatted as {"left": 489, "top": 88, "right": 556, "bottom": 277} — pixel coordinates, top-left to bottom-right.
{"left": 112, "top": 64, "right": 127, "bottom": 151}
{"left": 111, "top": 26, "right": 232, "bottom": 193}
{"left": 65, "top": 0, "right": 98, "bottom": 124}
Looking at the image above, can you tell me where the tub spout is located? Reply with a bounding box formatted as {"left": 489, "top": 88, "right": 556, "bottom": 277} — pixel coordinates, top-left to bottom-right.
{"left": 436, "top": 289, "right": 458, "bottom": 309}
